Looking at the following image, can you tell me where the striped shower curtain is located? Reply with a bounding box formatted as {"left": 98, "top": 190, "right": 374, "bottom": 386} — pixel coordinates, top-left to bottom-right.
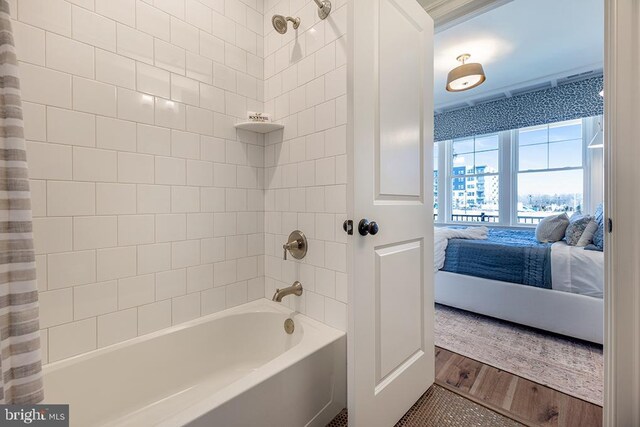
{"left": 0, "top": 0, "right": 44, "bottom": 404}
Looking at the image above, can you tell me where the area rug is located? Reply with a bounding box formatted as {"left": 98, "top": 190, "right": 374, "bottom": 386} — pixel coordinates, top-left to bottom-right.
{"left": 435, "top": 304, "right": 603, "bottom": 405}
{"left": 326, "top": 385, "right": 523, "bottom": 427}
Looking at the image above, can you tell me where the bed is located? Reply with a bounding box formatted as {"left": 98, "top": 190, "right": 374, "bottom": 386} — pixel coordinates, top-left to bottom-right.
{"left": 435, "top": 228, "right": 604, "bottom": 344}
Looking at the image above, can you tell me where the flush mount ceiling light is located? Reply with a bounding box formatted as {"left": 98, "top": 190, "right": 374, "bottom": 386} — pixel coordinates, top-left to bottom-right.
{"left": 446, "top": 54, "right": 486, "bottom": 92}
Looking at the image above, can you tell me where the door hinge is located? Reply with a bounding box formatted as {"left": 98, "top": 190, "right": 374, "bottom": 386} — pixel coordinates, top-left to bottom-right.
{"left": 608, "top": 218, "right": 613, "bottom": 233}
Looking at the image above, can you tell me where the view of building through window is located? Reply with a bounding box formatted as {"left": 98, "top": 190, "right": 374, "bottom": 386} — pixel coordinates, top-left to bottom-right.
{"left": 450, "top": 134, "right": 500, "bottom": 222}
{"left": 433, "top": 118, "right": 587, "bottom": 225}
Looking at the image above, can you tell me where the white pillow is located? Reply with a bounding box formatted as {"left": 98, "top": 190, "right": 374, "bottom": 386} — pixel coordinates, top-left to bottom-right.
{"left": 577, "top": 219, "right": 599, "bottom": 247}
{"left": 535, "top": 212, "right": 570, "bottom": 243}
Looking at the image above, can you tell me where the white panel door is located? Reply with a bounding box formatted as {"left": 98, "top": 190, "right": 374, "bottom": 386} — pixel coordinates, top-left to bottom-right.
{"left": 347, "top": 0, "right": 434, "bottom": 426}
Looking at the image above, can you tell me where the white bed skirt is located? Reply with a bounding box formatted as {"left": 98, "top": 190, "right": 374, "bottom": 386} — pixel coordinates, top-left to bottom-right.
{"left": 435, "top": 271, "right": 604, "bottom": 344}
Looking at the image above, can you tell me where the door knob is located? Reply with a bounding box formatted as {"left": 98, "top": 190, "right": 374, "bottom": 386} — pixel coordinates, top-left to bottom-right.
{"left": 358, "top": 219, "right": 379, "bottom": 236}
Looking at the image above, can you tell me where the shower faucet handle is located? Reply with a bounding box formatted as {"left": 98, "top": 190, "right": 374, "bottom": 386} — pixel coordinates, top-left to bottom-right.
{"left": 282, "top": 230, "right": 308, "bottom": 261}
{"left": 282, "top": 241, "right": 298, "bottom": 260}
{"left": 283, "top": 242, "right": 292, "bottom": 260}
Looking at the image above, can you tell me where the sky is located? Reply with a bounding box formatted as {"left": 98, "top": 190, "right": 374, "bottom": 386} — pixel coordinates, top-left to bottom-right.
{"left": 518, "top": 169, "right": 583, "bottom": 196}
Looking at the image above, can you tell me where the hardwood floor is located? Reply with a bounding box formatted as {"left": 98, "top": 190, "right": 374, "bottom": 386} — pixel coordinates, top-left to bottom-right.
{"left": 435, "top": 347, "right": 603, "bottom": 427}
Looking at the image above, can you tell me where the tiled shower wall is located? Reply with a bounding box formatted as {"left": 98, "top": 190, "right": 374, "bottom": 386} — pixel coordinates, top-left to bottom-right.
{"left": 12, "top": 0, "right": 267, "bottom": 364}
{"left": 262, "top": 0, "right": 348, "bottom": 331}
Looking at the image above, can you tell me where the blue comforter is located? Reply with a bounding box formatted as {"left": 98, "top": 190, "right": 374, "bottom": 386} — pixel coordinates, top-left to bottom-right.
{"left": 441, "top": 228, "right": 552, "bottom": 288}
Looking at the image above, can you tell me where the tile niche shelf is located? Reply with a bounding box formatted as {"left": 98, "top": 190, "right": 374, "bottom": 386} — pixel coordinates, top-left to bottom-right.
{"left": 234, "top": 121, "right": 284, "bottom": 134}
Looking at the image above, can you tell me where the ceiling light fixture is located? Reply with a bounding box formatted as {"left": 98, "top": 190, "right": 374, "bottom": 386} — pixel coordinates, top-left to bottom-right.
{"left": 446, "top": 53, "right": 486, "bottom": 92}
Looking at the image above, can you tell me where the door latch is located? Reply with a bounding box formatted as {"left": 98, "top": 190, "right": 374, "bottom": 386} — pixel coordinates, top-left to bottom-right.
{"left": 343, "top": 220, "right": 353, "bottom": 235}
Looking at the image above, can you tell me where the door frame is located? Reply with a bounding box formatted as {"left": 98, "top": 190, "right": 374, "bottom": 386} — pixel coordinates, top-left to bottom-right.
{"left": 419, "top": 0, "right": 513, "bottom": 31}
{"left": 602, "top": 0, "right": 639, "bottom": 425}
{"left": 422, "top": 0, "right": 639, "bottom": 425}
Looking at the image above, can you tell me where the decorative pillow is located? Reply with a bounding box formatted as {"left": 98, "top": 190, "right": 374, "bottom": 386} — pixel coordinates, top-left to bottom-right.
{"left": 577, "top": 219, "right": 598, "bottom": 246}
{"left": 592, "top": 203, "right": 604, "bottom": 251}
{"left": 535, "top": 213, "right": 570, "bottom": 243}
{"left": 565, "top": 214, "right": 595, "bottom": 246}
{"left": 584, "top": 244, "right": 603, "bottom": 252}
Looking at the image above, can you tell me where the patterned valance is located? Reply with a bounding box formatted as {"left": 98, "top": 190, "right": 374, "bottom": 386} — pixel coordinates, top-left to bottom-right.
{"left": 434, "top": 76, "right": 604, "bottom": 141}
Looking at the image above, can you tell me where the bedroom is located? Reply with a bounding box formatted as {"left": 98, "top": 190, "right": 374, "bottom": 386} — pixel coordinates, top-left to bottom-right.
{"left": 431, "top": 0, "right": 605, "bottom": 425}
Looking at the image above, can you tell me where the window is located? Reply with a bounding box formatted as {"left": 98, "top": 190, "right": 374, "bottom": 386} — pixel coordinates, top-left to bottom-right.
{"left": 433, "top": 144, "right": 439, "bottom": 220}
{"left": 450, "top": 134, "right": 500, "bottom": 223}
{"left": 517, "top": 119, "right": 583, "bottom": 224}
{"left": 433, "top": 117, "right": 596, "bottom": 226}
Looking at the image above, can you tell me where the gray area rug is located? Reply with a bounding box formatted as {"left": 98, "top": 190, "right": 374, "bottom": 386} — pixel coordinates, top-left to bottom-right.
{"left": 326, "top": 385, "right": 523, "bottom": 427}
{"left": 435, "top": 304, "right": 603, "bottom": 405}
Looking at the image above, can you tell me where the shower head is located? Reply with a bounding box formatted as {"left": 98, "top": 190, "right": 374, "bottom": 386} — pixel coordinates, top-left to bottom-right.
{"left": 272, "top": 14, "right": 300, "bottom": 34}
{"left": 313, "top": 0, "right": 331, "bottom": 19}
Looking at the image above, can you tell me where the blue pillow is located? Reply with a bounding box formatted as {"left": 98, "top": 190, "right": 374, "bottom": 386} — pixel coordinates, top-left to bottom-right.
{"left": 592, "top": 204, "right": 604, "bottom": 250}
{"left": 565, "top": 213, "right": 595, "bottom": 246}
{"left": 584, "top": 244, "right": 603, "bottom": 252}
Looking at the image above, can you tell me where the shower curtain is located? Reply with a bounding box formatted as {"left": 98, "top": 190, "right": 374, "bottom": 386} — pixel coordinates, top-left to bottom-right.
{"left": 0, "top": 0, "right": 44, "bottom": 404}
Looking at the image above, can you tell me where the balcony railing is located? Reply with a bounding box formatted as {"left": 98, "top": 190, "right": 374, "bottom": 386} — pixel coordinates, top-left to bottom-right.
{"left": 450, "top": 213, "right": 499, "bottom": 223}
{"left": 432, "top": 213, "right": 544, "bottom": 225}
{"left": 517, "top": 216, "right": 543, "bottom": 225}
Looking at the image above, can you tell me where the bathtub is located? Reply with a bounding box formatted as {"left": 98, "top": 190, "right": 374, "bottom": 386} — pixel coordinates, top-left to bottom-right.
{"left": 43, "top": 299, "right": 346, "bottom": 427}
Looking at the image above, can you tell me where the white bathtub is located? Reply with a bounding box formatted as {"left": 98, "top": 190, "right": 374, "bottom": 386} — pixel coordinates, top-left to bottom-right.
{"left": 44, "top": 299, "right": 346, "bottom": 427}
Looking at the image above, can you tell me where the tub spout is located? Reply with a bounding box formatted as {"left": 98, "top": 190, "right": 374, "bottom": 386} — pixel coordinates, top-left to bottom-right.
{"left": 272, "top": 281, "right": 303, "bottom": 302}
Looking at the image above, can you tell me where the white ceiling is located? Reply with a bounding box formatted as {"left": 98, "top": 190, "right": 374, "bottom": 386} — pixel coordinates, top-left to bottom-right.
{"left": 433, "top": 0, "right": 604, "bottom": 111}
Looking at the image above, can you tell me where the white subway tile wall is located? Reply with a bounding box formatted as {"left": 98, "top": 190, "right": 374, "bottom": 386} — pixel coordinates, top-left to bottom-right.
{"left": 16, "top": 0, "right": 348, "bottom": 364}
{"left": 15, "top": 0, "right": 267, "bottom": 363}
{"left": 262, "top": 0, "right": 347, "bottom": 332}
